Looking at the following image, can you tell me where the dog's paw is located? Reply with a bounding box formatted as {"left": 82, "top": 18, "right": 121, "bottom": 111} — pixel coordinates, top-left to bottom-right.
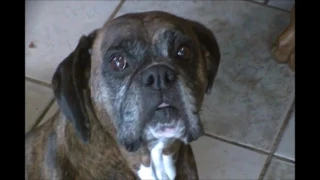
{"left": 137, "top": 165, "right": 157, "bottom": 180}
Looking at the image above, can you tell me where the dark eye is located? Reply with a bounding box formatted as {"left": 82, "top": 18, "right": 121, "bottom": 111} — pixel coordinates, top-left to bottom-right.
{"left": 110, "top": 54, "right": 127, "bottom": 71}
{"left": 176, "top": 45, "right": 191, "bottom": 60}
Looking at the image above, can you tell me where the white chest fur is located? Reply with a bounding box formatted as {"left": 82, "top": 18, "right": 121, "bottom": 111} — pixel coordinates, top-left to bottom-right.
{"left": 137, "top": 141, "right": 176, "bottom": 180}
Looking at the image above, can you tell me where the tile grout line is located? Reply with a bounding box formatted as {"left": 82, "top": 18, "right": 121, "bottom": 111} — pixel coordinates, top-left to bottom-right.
{"left": 30, "top": 98, "right": 55, "bottom": 131}
{"left": 273, "top": 154, "right": 295, "bottom": 164}
{"left": 204, "top": 133, "right": 269, "bottom": 156}
{"left": 246, "top": 0, "right": 290, "bottom": 13}
{"left": 204, "top": 133, "right": 295, "bottom": 165}
{"left": 258, "top": 98, "right": 295, "bottom": 180}
{"left": 25, "top": 76, "right": 52, "bottom": 88}
{"left": 107, "top": 0, "right": 126, "bottom": 21}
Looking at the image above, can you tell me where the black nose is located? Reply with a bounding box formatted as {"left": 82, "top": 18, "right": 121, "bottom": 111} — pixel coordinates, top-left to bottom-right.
{"left": 141, "top": 65, "right": 177, "bottom": 91}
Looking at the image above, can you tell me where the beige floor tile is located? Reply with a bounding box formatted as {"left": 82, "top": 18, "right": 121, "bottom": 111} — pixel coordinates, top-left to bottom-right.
{"left": 116, "top": 0, "right": 295, "bottom": 151}
{"left": 191, "top": 136, "right": 267, "bottom": 179}
{"left": 264, "top": 158, "right": 295, "bottom": 179}
{"left": 25, "top": 80, "right": 53, "bottom": 133}
{"left": 275, "top": 108, "right": 295, "bottom": 161}
{"left": 25, "top": 1, "right": 121, "bottom": 83}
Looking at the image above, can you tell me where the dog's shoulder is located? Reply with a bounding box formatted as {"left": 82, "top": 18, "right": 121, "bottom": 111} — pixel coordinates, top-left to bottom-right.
{"left": 25, "top": 112, "right": 66, "bottom": 179}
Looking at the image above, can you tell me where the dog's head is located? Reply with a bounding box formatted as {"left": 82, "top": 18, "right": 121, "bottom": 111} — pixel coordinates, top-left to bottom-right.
{"left": 52, "top": 11, "right": 220, "bottom": 152}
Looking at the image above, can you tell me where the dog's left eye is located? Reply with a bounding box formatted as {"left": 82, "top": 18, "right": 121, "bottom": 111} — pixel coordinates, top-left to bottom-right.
{"left": 110, "top": 54, "right": 127, "bottom": 71}
{"left": 176, "top": 45, "right": 191, "bottom": 60}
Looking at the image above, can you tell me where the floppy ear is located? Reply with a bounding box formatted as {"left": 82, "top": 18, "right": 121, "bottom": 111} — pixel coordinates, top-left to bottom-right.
{"left": 51, "top": 30, "right": 97, "bottom": 143}
{"left": 189, "top": 20, "right": 221, "bottom": 94}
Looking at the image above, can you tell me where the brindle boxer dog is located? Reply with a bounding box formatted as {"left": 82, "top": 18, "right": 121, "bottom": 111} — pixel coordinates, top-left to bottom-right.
{"left": 25, "top": 11, "right": 220, "bottom": 180}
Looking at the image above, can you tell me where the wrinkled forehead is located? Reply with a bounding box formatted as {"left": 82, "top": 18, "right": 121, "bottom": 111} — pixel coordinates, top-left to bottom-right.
{"left": 98, "top": 15, "right": 188, "bottom": 50}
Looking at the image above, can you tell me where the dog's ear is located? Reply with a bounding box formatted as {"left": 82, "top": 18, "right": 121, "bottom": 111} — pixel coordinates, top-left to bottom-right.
{"left": 189, "top": 20, "right": 221, "bottom": 94}
{"left": 51, "top": 30, "right": 97, "bottom": 143}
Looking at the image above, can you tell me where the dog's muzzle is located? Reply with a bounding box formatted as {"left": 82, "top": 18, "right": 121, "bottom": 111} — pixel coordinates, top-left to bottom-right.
{"left": 140, "top": 65, "right": 177, "bottom": 91}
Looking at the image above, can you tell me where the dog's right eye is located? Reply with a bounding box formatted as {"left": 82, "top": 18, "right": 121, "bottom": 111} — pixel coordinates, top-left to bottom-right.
{"left": 110, "top": 54, "right": 127, "bottom": 71}
{"left": 176, "top": 45, "right": 191, "bottom": 60}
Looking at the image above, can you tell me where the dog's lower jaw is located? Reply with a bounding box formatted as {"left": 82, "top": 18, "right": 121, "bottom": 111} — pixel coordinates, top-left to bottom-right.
{"left": 186, "top": 120, "right": 205, "bottom": 144}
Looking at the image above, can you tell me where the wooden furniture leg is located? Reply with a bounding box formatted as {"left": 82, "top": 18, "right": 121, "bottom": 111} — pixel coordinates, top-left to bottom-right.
{"left": 271, "top": 4, "right": 295, "bottom": 72}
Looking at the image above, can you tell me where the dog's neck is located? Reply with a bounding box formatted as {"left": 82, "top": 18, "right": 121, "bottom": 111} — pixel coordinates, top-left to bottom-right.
{"left": 90, "top": 101, "right": 147, "bottom": 171}
{"left": 57, "top": 93, "right": 181, "bottom": 179}
{"left": 58, "top": 95, "right": 145, "bottom": 179}
{"left": 56, "top": 112, "right": 136, "bottom": 179}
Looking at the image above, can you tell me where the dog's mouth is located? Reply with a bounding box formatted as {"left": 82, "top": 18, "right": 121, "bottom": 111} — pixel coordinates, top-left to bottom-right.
{"left": 155, "top": 102, "right": 174, "bottom": 111}
{"left": 147, "top": 102, "right": 184, "bottom": 139}
{"left": 151, "top": 124, "right": 180, "bottom": 138}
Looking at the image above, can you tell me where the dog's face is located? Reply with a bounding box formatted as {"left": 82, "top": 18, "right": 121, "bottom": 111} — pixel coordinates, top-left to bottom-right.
{"left": 52, "top": 11, "right": 220, "bottom": 152}
{"left": 90, "top": 11, "right": 220, "bottom": 151}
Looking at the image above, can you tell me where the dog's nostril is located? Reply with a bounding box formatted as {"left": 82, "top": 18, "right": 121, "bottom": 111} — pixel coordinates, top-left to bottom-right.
{"left": 146, "top": 75, "right": 154, "bottom": 86}
{"left": 141, "top": 65, "right": 177, "bottom": 90}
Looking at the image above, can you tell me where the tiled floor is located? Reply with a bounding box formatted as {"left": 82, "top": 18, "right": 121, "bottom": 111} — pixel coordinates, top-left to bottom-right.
{"left": 25, "top": 0, "right": 295, "bottom": 179}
